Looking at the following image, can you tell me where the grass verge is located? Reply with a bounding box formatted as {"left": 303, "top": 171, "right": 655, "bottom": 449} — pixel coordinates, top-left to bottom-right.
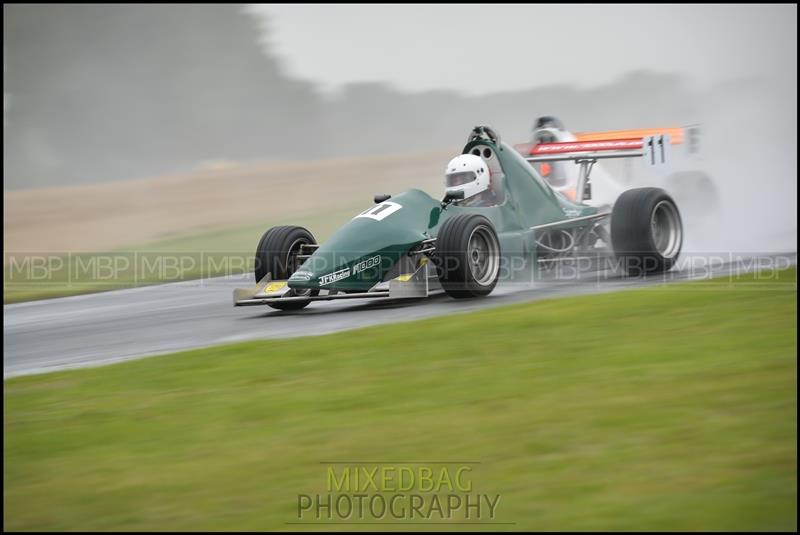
{"left": 3, "top": 204, "right": 363, "bottom": 304}
{"left": 4, "top": 268, "right": 797, "bottom": 530}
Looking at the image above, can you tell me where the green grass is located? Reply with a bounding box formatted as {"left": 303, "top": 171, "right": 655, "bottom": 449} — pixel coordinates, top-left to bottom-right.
{"left": 4, "top": 268, "right": 797, "bottom": 531}
{"left": 3, "top": 204, "right": 363, "bottom": 304}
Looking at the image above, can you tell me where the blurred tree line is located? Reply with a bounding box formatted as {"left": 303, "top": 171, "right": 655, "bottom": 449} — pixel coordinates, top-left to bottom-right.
{"left": 4, "top": 4, "right": 704, "bottom": 189}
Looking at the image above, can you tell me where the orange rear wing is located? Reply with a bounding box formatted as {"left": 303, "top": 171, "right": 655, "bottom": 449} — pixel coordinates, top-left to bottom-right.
{"left": 526, "top": 135, "right": 672, "bottom": 166}
{"left": 574, "top": 125, "right": 700, "bottom": 153}
{"left": 524, "top": 135, "right": 672, "bottom": 204}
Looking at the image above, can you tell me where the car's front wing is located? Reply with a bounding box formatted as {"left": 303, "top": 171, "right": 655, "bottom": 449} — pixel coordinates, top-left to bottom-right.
{"left": 233, "top": 261, "right": 435, "bottom": 306}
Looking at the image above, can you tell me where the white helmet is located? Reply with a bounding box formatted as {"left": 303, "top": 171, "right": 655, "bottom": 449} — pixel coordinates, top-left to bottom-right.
{"left": 444, "top": 154, "right": 490, "bottom": 201}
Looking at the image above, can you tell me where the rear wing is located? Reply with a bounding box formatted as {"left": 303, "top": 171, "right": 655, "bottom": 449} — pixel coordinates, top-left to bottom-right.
{"left": 574, "top": 125, "right": 701, "bottom": 153}
{"left": 523, "top": 135, "right": 672, "bottom": 204}
{"left": 513, "top": 125, "right": 701, "bottom": 161}
{"left": 526, "top": 135, "right": 672, "bottom": 166}
{"left": 516, "top": 123, "right": 702, "bottom": 204}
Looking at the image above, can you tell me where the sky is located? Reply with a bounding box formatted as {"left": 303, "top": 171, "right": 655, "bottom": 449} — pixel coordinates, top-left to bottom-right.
{"left": 248, "top": 3, "right": 797, "bottom": 96}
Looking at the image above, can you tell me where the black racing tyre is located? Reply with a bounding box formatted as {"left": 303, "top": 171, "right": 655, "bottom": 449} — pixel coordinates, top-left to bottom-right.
{"left": 254, "top": 225, "right": 317, "bottom": 310}
{"left": 433, "top": 214, "right": 501, "bottom": 298}
{"left": 611, "top": 187, "right": 683, "bottom": 275}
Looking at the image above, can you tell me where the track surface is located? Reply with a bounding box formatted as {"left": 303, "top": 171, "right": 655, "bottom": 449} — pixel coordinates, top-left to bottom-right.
{"left": 4, "top": 253, "right": 795, "bottom": 378}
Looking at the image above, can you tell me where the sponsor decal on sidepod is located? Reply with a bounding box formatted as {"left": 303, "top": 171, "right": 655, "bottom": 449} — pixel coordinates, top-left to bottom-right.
{"left": 318, "top": 255, "right": 381, "bottom": 287}
{"left": 319, "top": 267, "right": 350, "bottom": 286}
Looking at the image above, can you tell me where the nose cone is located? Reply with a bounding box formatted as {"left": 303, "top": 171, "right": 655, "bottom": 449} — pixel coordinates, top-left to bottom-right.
{"left": 288, "top": 249, "right": 388, "bottom": 292}
{"left": 287, "top": 189, "right": 440, "bottom": 292}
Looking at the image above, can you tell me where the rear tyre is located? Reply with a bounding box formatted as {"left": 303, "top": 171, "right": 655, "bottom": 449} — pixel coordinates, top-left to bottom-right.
{"left": 611, "top": 187, "right": 683, "bottom": 275}
{"left": 434, "top": 214, "right": 501, "bottom": 298}
{"left": 254, "top": 225, "right": 317, "bottom": 310}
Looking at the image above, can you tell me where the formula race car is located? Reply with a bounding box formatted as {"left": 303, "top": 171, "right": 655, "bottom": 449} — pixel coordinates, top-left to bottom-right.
{"left": 233, "top": 125, "right": 684, "bottom": 310}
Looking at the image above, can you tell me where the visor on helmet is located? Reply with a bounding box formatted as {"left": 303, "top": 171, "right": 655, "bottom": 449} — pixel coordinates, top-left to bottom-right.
{"left": 445, "top": 171, "right": 477, "bottom": 188}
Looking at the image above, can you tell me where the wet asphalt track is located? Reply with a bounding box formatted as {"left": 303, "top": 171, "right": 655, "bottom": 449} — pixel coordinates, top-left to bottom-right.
{"left": 3, "top": 253, "right": 795, "bottom": 378}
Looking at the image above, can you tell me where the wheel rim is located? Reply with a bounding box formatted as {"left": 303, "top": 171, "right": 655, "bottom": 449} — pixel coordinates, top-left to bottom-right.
{"left": 467, "top": 225, "right": 500, "bottom": 286}
{"left": 650, "top": 200, "right": 682, "bottom": 258}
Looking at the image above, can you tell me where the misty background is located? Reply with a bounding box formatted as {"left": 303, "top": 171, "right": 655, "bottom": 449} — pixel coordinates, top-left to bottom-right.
{"left": 3, "top": 3, "right": 797, "bottom": 250}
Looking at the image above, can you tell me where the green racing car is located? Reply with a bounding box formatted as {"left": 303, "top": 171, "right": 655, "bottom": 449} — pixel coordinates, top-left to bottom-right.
{"left": 233, "top": 125, "right": 683, "bottom": 310}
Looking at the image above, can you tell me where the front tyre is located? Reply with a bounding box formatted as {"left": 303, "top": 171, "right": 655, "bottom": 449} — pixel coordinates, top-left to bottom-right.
{"left": 434, "top": 214, "right": 501, "bottom": 298}
{"left": 611, "top": 187, "right": 683, "bottom": 275}
{"left": 254, "top": 225, "right": 317, "bottom": 310}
